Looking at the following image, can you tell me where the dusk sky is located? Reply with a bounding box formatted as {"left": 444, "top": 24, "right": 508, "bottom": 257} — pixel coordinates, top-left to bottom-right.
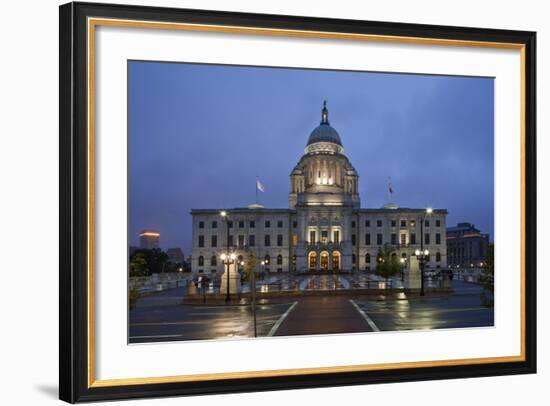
{"left": 128, "top": 61, "right": 494, "bottom": 254}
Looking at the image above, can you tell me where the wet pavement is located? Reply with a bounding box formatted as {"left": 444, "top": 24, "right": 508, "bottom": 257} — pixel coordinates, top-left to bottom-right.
{"left": 273, "top": 295, "right": 373, "bottom": 336}
{"left": 129, "top": 280, "right": 493, "bottom": 343}
{"left": 130, "top": 293, "right": 293, "bottom": 343}
{"left": 352, "top": 281, "right": 493, "bottom": 331}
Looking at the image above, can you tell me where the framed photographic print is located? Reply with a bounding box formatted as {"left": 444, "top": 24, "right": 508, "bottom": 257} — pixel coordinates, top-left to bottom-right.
{"left": 59, "top": 1, "right": 537, "bottom": 403}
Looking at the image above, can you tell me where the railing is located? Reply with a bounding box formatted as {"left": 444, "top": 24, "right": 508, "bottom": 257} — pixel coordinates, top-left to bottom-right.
{"left": 306, "top": 242, "right": 343, "bottom": 250}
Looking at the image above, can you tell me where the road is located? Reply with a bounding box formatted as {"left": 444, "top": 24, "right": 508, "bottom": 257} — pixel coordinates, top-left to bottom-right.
{"left": 273, "top": 296, "right": 374, "bottom": 336}
{"left": 352, "top": 281, "right": 494, "bottom": 331}
{"left": 129, "top": 280, "right": 493, "bottom": 343}
{"left": 130, "top": 288, "right": 294, "bottom": 343}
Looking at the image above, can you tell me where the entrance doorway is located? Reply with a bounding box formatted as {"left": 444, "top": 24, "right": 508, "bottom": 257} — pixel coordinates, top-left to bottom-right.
{"left": 320, "top": 251, "right": 329, "bottom": 271}
{"left": 308, "top": 252, "right": 317, "bottom": 271}
{"left": 332, "top": 251, "right": 341, "bottom": 271}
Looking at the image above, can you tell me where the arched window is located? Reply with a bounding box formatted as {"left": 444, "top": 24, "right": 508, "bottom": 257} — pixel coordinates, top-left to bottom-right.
{"left": 436, "top": 252, "right": 441, "bottom": 262}
{"left": 277, "top": 255, "right": 283, "bottom": 265}
{"left": 238, "top": 255, "right": 243, "bottom": 263}
{"left": 210, "top": 255, "right": 217, "bottom": 266}
{"left": 402, "top": 252, "right": 407, "bottom": 259}
{"left": 365, "top": 253, "right": 371, "bottom": 263}
{"left": 198, "top": 256, "right": 204, "bottom": 266}
{"left": 391, "top": 252, "right": 397, "bottom": 259}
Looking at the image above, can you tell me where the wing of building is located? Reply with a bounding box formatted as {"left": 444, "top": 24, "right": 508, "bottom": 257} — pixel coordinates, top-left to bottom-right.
{"left": 191, "top": 102, "right": 447, "bottom": 275}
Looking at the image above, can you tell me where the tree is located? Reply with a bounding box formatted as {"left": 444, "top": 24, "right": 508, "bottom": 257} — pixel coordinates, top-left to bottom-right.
{"left": 129, "top": 253, "right": 148, "bottom": 277}
{"left": 129, "top": 286, "right": 140, "bottom": 310}
{"left": 479, "top": 243, "right": 494, "bottom": 308}
{"left": 375, "top": 244, "right": 401, "bottom": 288}
{"left": 242, "top": 254, "right": 257, "bottom": 282}
{"left": 130, "top": 248, "right": 168, "bottom": 275}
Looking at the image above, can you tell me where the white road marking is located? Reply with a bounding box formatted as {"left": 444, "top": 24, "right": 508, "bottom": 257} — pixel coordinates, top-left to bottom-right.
{"left": 267, "top": 301, "right": 298, "bottom": 337}
{"left": 349, "top": 299, "right": 380, "bottom": 332}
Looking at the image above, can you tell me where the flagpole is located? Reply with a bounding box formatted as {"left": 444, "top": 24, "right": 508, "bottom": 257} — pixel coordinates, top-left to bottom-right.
{"left": 256, "top": 176, "right": 258, "bottom": 205}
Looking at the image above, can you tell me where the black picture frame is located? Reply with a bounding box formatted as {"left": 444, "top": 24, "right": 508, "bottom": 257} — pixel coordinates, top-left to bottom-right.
{"left": 59, "top": 1, "right": 537, "bottom": 403}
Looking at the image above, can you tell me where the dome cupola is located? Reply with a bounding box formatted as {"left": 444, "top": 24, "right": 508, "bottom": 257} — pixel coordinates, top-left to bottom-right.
{"left": 306, "top": 101, "right": 343, "bottom": 147}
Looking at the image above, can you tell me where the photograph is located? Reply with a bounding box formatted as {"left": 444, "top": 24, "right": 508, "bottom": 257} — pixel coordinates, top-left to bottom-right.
{"left": 127, "top": 61, "right": 495, "bottom": 343}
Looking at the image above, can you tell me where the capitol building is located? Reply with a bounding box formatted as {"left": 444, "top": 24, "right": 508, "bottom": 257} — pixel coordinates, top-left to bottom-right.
{"left": 191, "top": 103, "right": 447, "bottom": 274}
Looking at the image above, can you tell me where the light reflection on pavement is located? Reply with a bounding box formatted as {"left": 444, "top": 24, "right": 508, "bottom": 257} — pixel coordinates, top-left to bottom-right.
{"left": 130, "top": 296, "right": 293, "bottom": 343}
{"left": 352, "top": 281, "right": 493, "bottom": 331}
{"left": 129, "top": 280, "right": 493, "bottom": 343}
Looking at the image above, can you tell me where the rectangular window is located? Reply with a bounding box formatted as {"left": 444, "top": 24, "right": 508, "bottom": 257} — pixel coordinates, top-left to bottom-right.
{"left": 425, "top": 220, "right": 430, "bottom": 227}
{"left": 391, "top": 220, "right": 396, "bottom": 227}
{"left": 391, "top": 233, "right": 397, "bottom": 245}
{"left": 351, "top": 221, "right": 356, "bottom": 228}
{"left": 410, "top": 233, "right": 416, "bottom": 244}
{"left": 249, "top": 221, "right": 255, "bottom": 228}
{"left": 292, "top": 234, "right": 298, "bottom": 246}
{"left": 333, "top": 230, "right": 340, "bottom": 244}
{"left": 238, "top": 221, "right": 244, "bottom": 228}
{"left": 321, "top": 230, "right": 328, "bottom": 243}
{"left": 227, "top": 220, "right": 233, "bottom": 228}
{"left": 277, "top": 234, "right": 283, "bottom": 246}
{"left": 277, "top": 220, "right": 283, "bottom": 228}
{"left": 228, "top": 235, "right": 234, "bottom": 247}
{"left": 264, "top": 235, "right": 271, "bottom": 246}
{"left": 400, "top": 233, "right": 407, "bottom": 245}
{"left": 211, "top": 235, "right": 217, "bottom": 247}
{"left": 365, "top": 233, "right": 371, "bottom": 245}
{"left": 352, "top": 234, "right": 356, "bottom": 246}
{"left": 309, "top": 230, "right": 316, "bottom": 243}
{"left": 198, "top": 235, "right": 204, "bottom": 247}
{"left": 292, "top": 221, "right": 297, "bottom": 228}
{"left": 265, "top": 220, "right": 271, "bottom": 228}
{"left": 436, "top": 219, "right": 441, "bottom": 227}
{"left": 377, "top": 233, "right": 383, "bottom": 245}
{"left": 425, "top": 233, "right": 430, "bottom": 245}
{"left": 238, "top": 235, "right": 244, "bottom": 247}
{"left": 377, "top": 220, "right": 382, "bottom": 227}
{"left": 211, "top": 221, "right": 217, "bottom": 229}
{"left": 400, "top": 220, "right": 407, "bottom": 227}
{"left": 199, "top": 221, "right": 204, "bottom": 229}
{"left": 436, "top": 233, "right": 441, "bottom": 245}
{"left": 365, "top": 220, "right": 370, "bottom": 227}
{"left": 248, "top": 235, "right": 255, "bottom": 247}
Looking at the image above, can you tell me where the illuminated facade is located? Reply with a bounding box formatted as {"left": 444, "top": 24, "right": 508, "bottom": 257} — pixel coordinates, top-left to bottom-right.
{"left": 191, "top": 103, "right": 447, "bottom": 274}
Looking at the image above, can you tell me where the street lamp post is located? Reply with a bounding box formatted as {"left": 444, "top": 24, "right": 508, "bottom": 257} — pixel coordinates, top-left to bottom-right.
{"left": 416, "top": 207, "right": 433, "bottom": 296}
{"left": 220, "top": 210, "right": 234, "bottom": 302}
{"left": 248, "top": 260, "right": 257, "bottom": 338}
{"left": 220, "top": 252, "right": 236, "bottom": 302}
{"left": 400, "top": 257, "right": 407, "bottom": 281}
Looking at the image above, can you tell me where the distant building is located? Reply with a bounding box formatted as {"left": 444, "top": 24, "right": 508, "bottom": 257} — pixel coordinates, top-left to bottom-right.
{"left": 190, "top": 102, "right": 447, "bottom": 275}
{"left": 166, "top": 247, "right": 185, "bottom": 264}
{"left": 446, "top": 222, "right": 489, "bottom": 268}
{"left": 139, "top": 230, "right": 160, "bottom": 249}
